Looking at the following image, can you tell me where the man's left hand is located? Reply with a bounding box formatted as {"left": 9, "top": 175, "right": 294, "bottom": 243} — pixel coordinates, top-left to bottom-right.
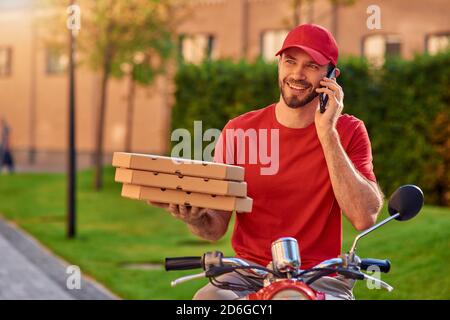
{"left": 315, "top": 77, "right": 344, "bottom": 140}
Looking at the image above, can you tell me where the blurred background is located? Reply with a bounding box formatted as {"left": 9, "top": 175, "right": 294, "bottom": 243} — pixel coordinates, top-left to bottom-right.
{"left": 0, "top": 0, "right": 449, "bottom": 300}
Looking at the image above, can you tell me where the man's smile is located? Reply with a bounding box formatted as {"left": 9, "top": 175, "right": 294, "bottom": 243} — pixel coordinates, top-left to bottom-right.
{"left": 285, "top": 80, "right": 311, "bottom": 94}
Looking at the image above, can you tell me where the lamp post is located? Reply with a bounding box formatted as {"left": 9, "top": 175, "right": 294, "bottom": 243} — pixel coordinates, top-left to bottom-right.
{"left": 67, "top": 0, "right": 80, "bottom": 238}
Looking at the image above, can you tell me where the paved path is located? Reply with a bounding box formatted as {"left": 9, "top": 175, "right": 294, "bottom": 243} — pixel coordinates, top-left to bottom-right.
{"left": 0, "top": 217, "right": 117, "bottom": 300}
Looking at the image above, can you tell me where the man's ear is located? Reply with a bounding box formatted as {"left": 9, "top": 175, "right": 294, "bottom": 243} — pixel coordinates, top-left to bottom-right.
{"left": 335, "top": 68, "right": 341, "bottom": 78}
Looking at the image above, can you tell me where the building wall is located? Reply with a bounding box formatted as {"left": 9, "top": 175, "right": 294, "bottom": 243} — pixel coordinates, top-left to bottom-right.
{"left": 0, "top": 7, "right": 170, "bottom": 170}
{"left": 337, "top": 0, "right": 450, "bottom": 58}
{"left": 0, "top": 0, "right": 449, "bottom": 170}
{"left": 0, "top": 9, "right": 33, "bottom": 151}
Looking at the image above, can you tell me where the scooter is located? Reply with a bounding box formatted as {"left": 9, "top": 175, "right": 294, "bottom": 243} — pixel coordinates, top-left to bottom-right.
{"left": 165, "top": 185, "right": 424, "bottom": 300}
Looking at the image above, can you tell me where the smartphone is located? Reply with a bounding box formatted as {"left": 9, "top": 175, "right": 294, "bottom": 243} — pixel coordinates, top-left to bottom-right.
{"left": 319, "top": 66, "right": 337, "bottom": 113}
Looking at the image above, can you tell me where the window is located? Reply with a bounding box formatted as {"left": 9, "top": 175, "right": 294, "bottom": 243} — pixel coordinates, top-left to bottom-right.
{"left": 425, "top": 32, "right": 450, "bottom": 55}
{"left": 0, "top": 47, "right": 12, "bottom": 77}
{"left": 179, "top": 34, "right": 216, "bottom": 64}
{"left": 261, "top": 30, "right": 289, "bottom": 62}
{"left": 362, "top": 34, "right": 401, "bottom": 67}
{"left": 46, "top": 46, "right": 68, "bottom": 74}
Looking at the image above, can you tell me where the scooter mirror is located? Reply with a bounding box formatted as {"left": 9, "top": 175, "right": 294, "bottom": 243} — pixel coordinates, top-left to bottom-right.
{"left": 388, "top": 185, "right": 424, "bottom": 221}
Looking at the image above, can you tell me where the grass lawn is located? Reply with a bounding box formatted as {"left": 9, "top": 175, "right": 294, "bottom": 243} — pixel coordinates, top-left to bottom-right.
{"left": 0, "top": 167, "right": 449, "bottom": 299}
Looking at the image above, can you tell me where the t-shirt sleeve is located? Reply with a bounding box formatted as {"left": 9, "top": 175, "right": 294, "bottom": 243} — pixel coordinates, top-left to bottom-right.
{"left": 347, "top": 122, "right": 377, "bottom": 182}
{"left": 213, "top": 120, "right": 235, "bottom": 165}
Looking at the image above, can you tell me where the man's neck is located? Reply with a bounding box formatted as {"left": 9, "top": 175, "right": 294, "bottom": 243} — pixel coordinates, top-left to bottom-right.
{"left": 275, "top": 97, "right": 318, "bottom": 129}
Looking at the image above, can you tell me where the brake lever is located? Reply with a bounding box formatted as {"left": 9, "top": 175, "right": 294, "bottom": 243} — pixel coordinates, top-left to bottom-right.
{"left": 362, "top": 273, "right": 394, "bottom": 292}
{"left": 171, "top": 272, "right": 206, "bottom": 287}
{"left": 334, "top": 267, "right": 393, "bottom": 292}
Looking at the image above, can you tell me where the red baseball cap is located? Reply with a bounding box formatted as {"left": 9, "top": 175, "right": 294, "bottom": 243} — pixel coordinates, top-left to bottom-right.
{"left": 275, "top": 24, "right": 339, "bottom": 66}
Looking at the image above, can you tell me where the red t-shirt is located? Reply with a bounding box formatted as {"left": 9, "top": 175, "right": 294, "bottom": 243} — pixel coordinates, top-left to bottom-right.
{"left": 214, "top": 103, "right": 376, "bottom": 270}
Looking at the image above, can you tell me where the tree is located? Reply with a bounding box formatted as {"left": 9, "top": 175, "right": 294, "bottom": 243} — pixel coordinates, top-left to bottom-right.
{"left": 47, "top": 0, "right": 187, "bottom": 190}
{"left": 119, "top": 46, "right": 173, "bottom": 153}
{"left": 115, "top": 1, "right": 190, "bottom": 157}
{"left": 82, "top": 0, "right": 185, "bottom": 190}
{"left": 41, "top": 0, "right": 188, "bottom": 190}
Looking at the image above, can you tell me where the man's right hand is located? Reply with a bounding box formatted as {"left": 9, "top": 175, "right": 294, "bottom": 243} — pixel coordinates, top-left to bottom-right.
{"left": 148, "top": 202, "right": 207, "bottom": 225}
{"left": 147, "top": 202, "right": 232, "bottom": 242}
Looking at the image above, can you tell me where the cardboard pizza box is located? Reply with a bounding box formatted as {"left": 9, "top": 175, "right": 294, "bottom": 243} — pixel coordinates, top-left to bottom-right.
{"left": 121, "top": 184, "right": 253, "bottom": 213}
{"left": 115, "top": 168, "right": 247, "bottom": 197}
{"left": 112, "top": 152, "right": 244, "bottom": 182}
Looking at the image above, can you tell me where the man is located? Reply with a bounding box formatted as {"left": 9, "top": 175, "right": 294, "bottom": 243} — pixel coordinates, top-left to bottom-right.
{"left": 150, "top": 24, "right": 384, "bottom": 299}
{"left": 0, "top": 117, "right": 15, "bottom": 173}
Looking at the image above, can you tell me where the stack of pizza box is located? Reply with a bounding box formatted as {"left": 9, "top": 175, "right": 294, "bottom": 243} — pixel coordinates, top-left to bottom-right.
{"left": 112, "top": 152, "right": 253, "bottom": 212}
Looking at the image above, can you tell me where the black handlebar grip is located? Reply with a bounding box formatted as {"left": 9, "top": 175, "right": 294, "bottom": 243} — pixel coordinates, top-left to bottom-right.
{"left": 165, "top": 257, "right": 203, "bottom": 271}
{"left": 360, "top": 259, "right": 391, "bottom": 273}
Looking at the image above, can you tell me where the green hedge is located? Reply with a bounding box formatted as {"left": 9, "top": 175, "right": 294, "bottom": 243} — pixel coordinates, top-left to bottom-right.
{"left": 172, "top": 52, "right": 450, "bottom": 206}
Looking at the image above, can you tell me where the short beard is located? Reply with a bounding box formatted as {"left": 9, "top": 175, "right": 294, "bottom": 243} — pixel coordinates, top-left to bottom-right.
{"left": 279, "top": 79, "right": 318, "bottom": 109}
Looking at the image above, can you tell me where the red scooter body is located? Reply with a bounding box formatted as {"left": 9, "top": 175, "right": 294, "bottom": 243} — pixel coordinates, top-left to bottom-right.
{"left": 246, "top": 279, "right": 325, "bottom": 300}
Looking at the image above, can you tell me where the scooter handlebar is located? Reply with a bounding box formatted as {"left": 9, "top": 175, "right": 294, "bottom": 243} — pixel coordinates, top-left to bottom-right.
{"left": 360, "top": 258, "right": 391, "bottom": 273}
{"left": 165, "top": 256, "right": 203, "bottom": 271}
